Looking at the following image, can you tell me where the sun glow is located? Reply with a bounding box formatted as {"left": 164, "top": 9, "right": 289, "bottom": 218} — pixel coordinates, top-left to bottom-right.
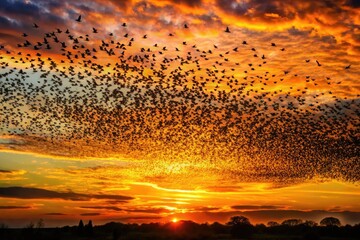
{"left": 172, "top": 218, "right": 178, "bottom": 223}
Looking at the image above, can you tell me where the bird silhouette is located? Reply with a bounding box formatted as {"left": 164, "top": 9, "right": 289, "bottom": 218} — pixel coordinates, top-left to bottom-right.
{"left": 0, "top": 16, "right": 357, "bottom": 185}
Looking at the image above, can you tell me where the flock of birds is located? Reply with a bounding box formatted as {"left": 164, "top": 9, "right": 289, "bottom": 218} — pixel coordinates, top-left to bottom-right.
{"left": 0, "top": 16, "right": 359, "bottom": 183}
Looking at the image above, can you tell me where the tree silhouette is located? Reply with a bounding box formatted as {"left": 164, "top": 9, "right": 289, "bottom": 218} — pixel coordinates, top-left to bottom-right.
{"left": 85, "top": 220, "right": 93, "bottom": 236}
{"left": 21, "top": 221, "right": 38, "bottom": 240}
{"left": 36, "top": 219, "right": 45, "bottom": 229}
{"left": 78, "top": 219, "right": 84, "bottom": 228}
{"left": 227, "top": 216, "right": 251, "bottom": 226}
{"left": 282, "top": 219, "right": 303, "bottom": 226}
{"left": 320, "top": 217, "right": 341, "bottom": 226}
{"left": 303, "top": 220, "right": 318, "bottom": 227}
{"left": 227, "top": 216, "right": 254, "bottom": 239}
{"left": 267, "top": 221, "right": 279, "bottom": 227}
{"left": 77, "top": 219, "right": 84, "bottom": 236}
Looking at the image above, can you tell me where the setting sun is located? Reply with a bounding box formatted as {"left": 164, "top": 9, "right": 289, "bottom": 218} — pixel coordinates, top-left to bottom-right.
{"left": 172, "top": 218, "right": 178, "bottom": 223}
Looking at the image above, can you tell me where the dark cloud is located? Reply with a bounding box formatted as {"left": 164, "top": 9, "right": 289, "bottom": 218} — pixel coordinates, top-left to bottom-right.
{"left": 79, "top": 206, "right": 169, "bottom": 214}
{"left": 216, "top": 0, "right": 248, "bottom": 15}
{"left": 172, "top": 0, "right": 203, "bottom": 7}
{"left": 250, "top": 0, "right": 288, "bottom": 16}
{"left": 231, "top": 205, "right": 283, "bottom": 210}
{"left": 344, "top": 0, "right": 360, "bottom": 8}
{"left": 215, "top": 0, "right": 291, "bottom": 18}
{"left": 127, "top": 208, "right": 171, "bottom": 214}
{"left": 37, "top": 0, "right": 64, "bottom": 10}
{"left": 0, "top": 15, "right": 22, "bottom": 31}
{"left": 0, "top": 169, "right": 12, "bottom": 173}
{"left": 194, "top": 207, "right": 221, "bottom": 212}
{"left": 0, "top": 0, "right": 64, "bottom": 34}
{"left": 0, "top": 0, "right": 42, "bottom": 17}
{"left": 287, "top": 27, "right": 311, "bottom": 37}
{"left": 81, "top": 212, "right": 101, "bottom": 216}
{"left": 215, "top": 0, "right": 353, "bottom": 24}
{"left": 106, "top": 200, "right": 130, "bottom": 204}
{"left": 205, "top": 185, "right": 244, "bottom": 192}
{"left": 105, "top": 0, "right": 132, "bottom": 9}
{"left": 80, "top": 206, "right": 122, "bottom": 211}
{"left": 44, "top": 213, "right": 67, "bottom": 216}
{"left": 116, "top": 216, "right": 164, "bottom": 221}
{"left": 0, "top": 187, "right": 134, "bottom": 201}
{"left": 0, "top": 206, "right": 30, "bottom": 209}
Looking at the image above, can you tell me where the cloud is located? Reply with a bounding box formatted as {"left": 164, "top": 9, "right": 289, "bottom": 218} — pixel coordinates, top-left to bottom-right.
{"left": 0, "top": 0, "right": 42, "bottom": 17}
{"left": 80, "top": 206, "right": 171, "bottom": 214}
{"left": 193, "top": 206, "right": 221, "bottom": 212}
{"left": 0, "top": 0, "right": 64, "bottom": 26}
{"left": 80, "top": 206, "right": 122, "bottom": 211}
{"left": 44, "top": 213, "right": 67, "bottom": 216}
{"left": 172, "top": 0, "right": 203, "bottom": 7}
{"left": 205, "top": 185, "right": 244, "bottom": 192}
{"left": 344, "top": 0, "right": 360, "bottom": 8}
{"left": 0, "top": 187, "right": 134, "bottom": 201}
{"left": 127, "top": 208, "right": 171, "bottom": 214}
{"left": 0, "top": 15, "right": 22, "bottom": 30}
{"left": 0, "top": 169, "right": 27, "bottom": 180}
{"left": 98, "top": 0, "right": 132, "bottom": 10}
{"left": 116, "top": 216, "right": 164, "bottom": 221}
{"left": 81, "top": 212, "right": 101, "bottom": 216}
{"left": 0, "top": 206, "right": 30, "bottom": 210}
{"left": 231, "top": 205, "right": 284, "bottom": 210}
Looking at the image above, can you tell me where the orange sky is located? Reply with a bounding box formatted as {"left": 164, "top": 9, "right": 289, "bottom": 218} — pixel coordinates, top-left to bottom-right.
{"left": 0, "top": 0, "right": 359, "bottom": 227}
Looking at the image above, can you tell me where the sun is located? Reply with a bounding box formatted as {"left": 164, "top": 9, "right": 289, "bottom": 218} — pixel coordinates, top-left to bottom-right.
{"left": 172, "top": 218, "right": 178, "bottom": 223}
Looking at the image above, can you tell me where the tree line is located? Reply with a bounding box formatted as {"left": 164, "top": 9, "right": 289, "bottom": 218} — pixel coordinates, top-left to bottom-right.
{"left": 0, "top": 216, "right": 359, "bottom": 240}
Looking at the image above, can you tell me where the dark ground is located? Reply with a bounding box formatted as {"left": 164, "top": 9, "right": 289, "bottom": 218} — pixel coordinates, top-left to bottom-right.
{"left": 1, "top": 220, "right": 360, "bottom": 240}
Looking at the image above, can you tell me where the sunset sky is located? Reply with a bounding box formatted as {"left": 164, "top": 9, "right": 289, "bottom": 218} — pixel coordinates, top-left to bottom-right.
{"left": 0, "top": 0, "right": 359, "bottom": 227}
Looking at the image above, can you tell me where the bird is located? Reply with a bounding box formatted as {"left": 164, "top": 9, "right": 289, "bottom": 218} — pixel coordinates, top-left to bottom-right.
{"left": 184, "top": 24, "right": 188, "bottom": 29}
{"left": 33, "top": 23, "right": 39, "bottom": 28}
{"left": 225, "top": 27, "right": 231, "bottom": 33}
{"left": 76, "top": 15, "right": 81, "bottom": 22}
{"left": 316, "top": 60, "right": 321, "bottom": 66}
{"left": 0, "top": 15, "right": 357, "bottom": 187}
